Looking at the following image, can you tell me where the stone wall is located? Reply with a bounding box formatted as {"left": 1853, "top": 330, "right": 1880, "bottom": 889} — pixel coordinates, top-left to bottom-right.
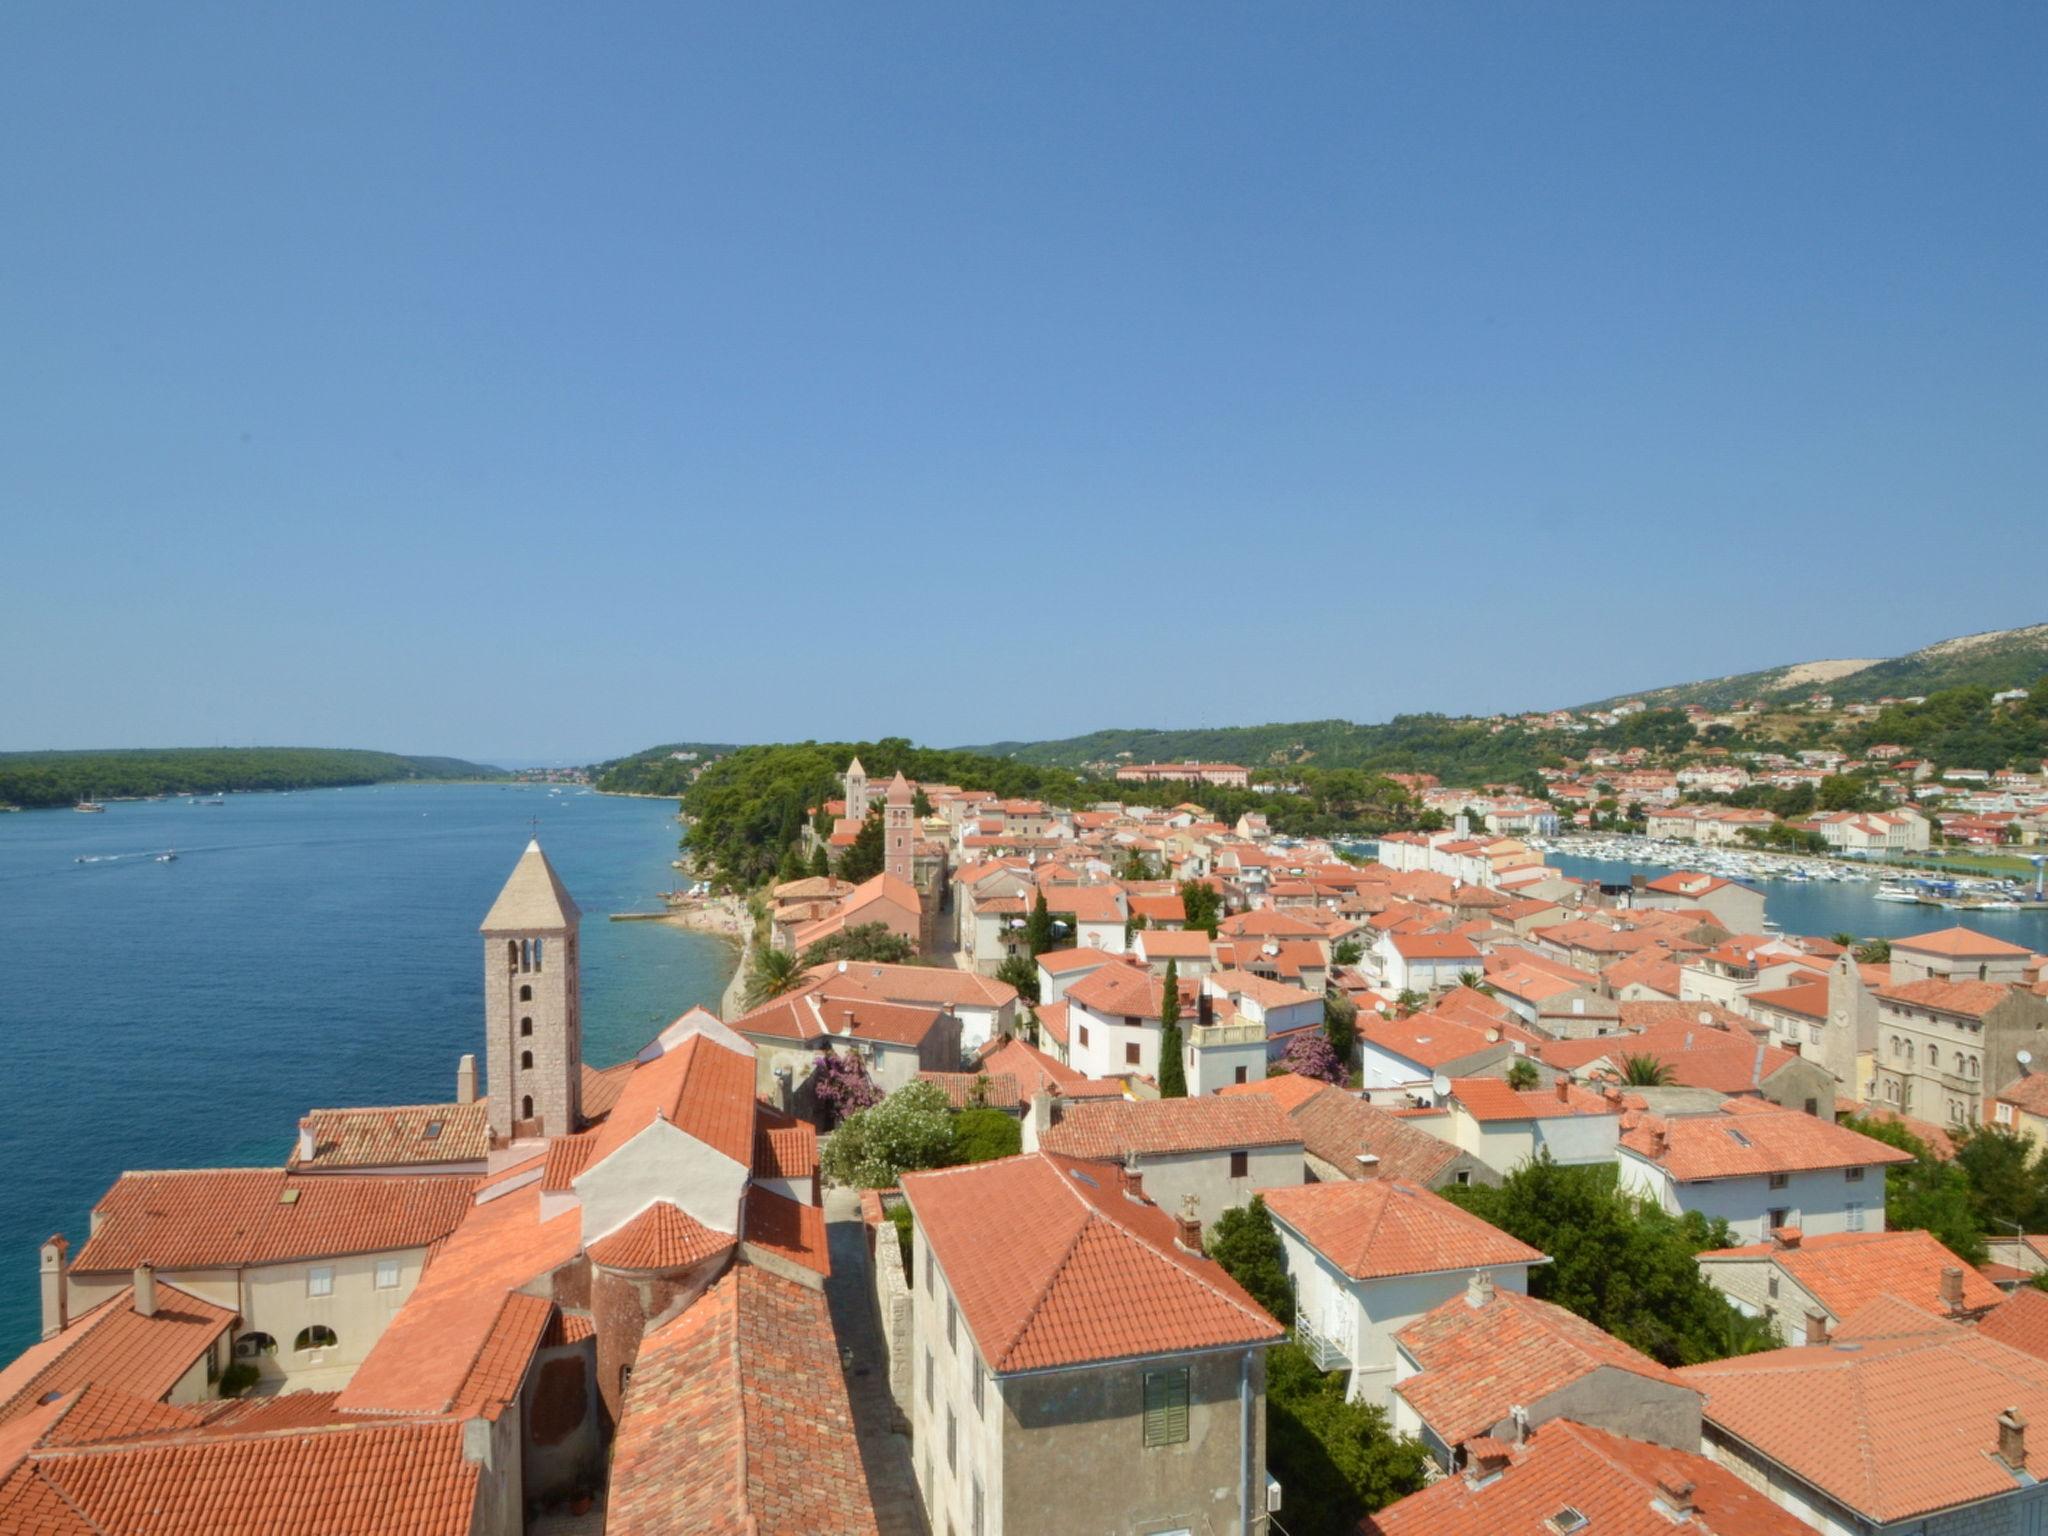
{"left": 870, "top": 1195, "right": 915, "bottom": 1433}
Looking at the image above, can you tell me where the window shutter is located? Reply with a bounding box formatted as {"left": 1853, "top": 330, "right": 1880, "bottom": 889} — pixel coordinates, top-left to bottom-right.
{"left": 1143, "top": 1369, "right": 1190, "bottom": 1446}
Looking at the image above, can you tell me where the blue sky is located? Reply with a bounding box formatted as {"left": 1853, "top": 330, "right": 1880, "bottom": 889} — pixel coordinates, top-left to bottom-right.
{"left": 2, "top": 4, "right": 2042, "bottom": 765}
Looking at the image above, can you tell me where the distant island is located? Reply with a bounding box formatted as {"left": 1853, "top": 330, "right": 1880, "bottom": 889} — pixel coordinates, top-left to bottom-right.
{"left": 0, "top": 747, "right": 503, "bottom": 810}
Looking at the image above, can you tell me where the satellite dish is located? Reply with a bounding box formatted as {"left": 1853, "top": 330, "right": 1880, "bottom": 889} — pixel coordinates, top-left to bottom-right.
{"left": 1432, "top": 1073, "right": 1453, "bottom": 1100}
{"left": 2021, "top": 1051, "right": 2034, "bottom": 1069}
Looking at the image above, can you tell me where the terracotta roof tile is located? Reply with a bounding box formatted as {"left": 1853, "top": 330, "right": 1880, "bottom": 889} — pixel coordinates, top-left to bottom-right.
{"left": 588, "top": 1202, "right": 739, "bottom": 1272}
{"left": 1878, "top": 977, "right": 2017, "bottom": 1018}
{"left": 1448, "top": 1078, "right": 1615, "bottom": 1123}
{"left": 72, "top": 1170, "right": 477, "bottom": 1274}
{"left": 0, "top": 1283, "right": 234, "bottom": 1429}
{"left": 288, "top": 1103, "right": 490, "bottom": 1171}
{"left": 1361, "top": 1418, "right": 1814, "bottom": 1536}
{"left": 901, "top": 1154, "right": 1283, "bottom": 1373}
{"left": 917, "top": 1071, "right": 1022, "bottom": 1110}
{"left": 1698, "top": 1230, "right": 2002, "bottom": 1321}
{"left": 1622, "top": 1103, "right": 1912, "bottom": 1180}
{"left": 751, "top": 1109, "right": 819, "bottom": 1182}
{"left": 1682, "top": 1314, "right": 2048, "bottom": 1522}
{"left": 975, "top": 1037, "right": 1124, "bottom": 1100}
{"left": 1262, "top": 1180, "right": 1542, "bottom": 1281}
{"left": 1395, "top": 1288, "right": 1687, "bottom": 1446}
{"left": 1893, "top": 925, "right": 2033, "bottom": 958}
{"left": 741, "top": 1187, "right": 830, "bottom": 1278}
{"left": 606, "top": 1265, "right": 878, "bottom": 1535}
{"left": 580, "top": 1033, "right": 757, "bottom": 1173}
{"left": 1038, "top": 1096, "right": 1301, "bottom": 1160}
{"left": 1064, "top": 962, "right": 1164, "bottom": 1019}
{"left": 1978, "top": 1286, "right": 2048, "bottom": 1361}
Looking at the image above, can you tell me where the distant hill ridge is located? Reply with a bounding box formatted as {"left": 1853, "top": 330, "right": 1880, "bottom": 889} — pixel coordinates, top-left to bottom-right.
{"left": 957, "top": 622, "right": 2048, "bottom": 773}
{"left": 0, "top": 747, "right": 500, "bottom": 810}
{"left": 1574, "top": 622, "right": 2048, "bottom": 712}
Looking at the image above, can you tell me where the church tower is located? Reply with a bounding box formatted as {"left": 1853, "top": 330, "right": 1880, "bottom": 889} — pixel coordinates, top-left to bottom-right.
{"left": 844, "top": 756, "right": 870, "bottom": 823}
{"left": 884, "top": 771, "right": 915, "bottom": 885}
{"left": 481, "top": 839, "right": 582, "bottom": 1143}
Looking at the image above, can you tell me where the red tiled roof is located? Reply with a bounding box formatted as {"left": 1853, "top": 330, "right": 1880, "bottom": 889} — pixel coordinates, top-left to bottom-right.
{"left": 1622, "top": 1103, "right": 1912, "bottom": 1180}
{"left": 606, "top": 1265, "right": 879, "bottom": 1535}
{"left": 1395, "top": 1288, "right": 1687, "bottom": 1445}
{"left": 735, "top": 985, "right": 949, "bottom": 1049}
{"left": 1065, "top": 962, "right": 1164, "bottom": 1020}
{"left": 1038, "top": 1096, "right": 1301, "bottom": 1161}
{"left": 1135, "top": 929, "right": 1212, "bottom": 959}
{"left": 751, "top": 1108, "right": 819, "bottom": 1183}
{"left": 588, "top": 1202, "right": 738, "bottom": 1272}
{"left": 14, "top": 1400, "right": 481, "bottom": 1536}
{"left": 1697, "top": 1230, "right": 2002, "bottom": 1321}
{"left": 1877, "top": 977, "right": 2016, "bottom": 1018}
{"left": 802, "top": 961, "right": 1017, "bottom": 1010}
{"left": 539, "top": 1130, "right": 602, "bottom": 1192}
{"left": 1360, "top": 1015, "right": 1509, "bottom": 1072}
{"left": 1683, "top": 1313, "right": 2048, "bottom": 1523}
{"left": 289, "top": 1103, "right": 491, "bottom": 1171}
{"left": 1978, "top": 1286, "right": 2048, "bottom": 1361}
{"left": 901, "top": 1154, "right": 1283, "bottom": 1373}
{"left": 1262, "top": 1180, "right": 1542, "bottom": 1281}
{"left": 1448, "top": 1077, "right": 1614, "bottom": 1123}
{"left": 337, "top": 1184, "right": 582, "bottom": 1417}
{"left": 72, "top": 1170, "right": 478, "bottom": 1274}
{"left": 1362, "top": 1418, "right": 1812, "bottom": 1536}
{"left": 917, "top": 1071, "right": 1022, "bottom": 1110}
{"left": 741, "top": 1186, "right": 830, "bottom": 1277}
{"left": 583, "top": 1033, "right": 757, "bottom": 1173}
{"left": 974, "top": 1037, "right": 1123, "bottom": 1100}
{"left": 1893, "top": 925, "right": 2033, "bottom": 959}
{"left": 1217, "top": 1072, "right": 1326, "bottom": 1113}
{"left": 0, "top": 1285, "right": 235, "bottom": 1427}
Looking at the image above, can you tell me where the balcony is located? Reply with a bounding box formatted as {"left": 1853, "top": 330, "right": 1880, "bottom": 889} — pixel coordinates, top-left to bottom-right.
{"left": 1294, "top": 1313, "right": 1351, "bottom": 1371}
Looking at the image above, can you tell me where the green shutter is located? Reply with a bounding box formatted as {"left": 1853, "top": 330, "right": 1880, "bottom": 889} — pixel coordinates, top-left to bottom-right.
{"left": 1143, "top": 1368, "right": 1190, "bottom": 1446}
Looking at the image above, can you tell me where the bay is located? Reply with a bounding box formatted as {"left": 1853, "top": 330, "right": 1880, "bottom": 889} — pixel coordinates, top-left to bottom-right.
{"left": 0, "top": 783, "right": 737, "bottom": 1354}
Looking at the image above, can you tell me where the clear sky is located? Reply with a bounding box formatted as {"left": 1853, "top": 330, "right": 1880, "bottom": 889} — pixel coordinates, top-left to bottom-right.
{"left": 3, "top": 4, "right": 2043, "bottom": 765}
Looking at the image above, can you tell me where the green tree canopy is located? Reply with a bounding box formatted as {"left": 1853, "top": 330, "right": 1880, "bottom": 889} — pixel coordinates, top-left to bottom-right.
{"left": 1207, "top": 1196, "right": 1293, "bottom": 1325}
{"left": 1445, "top": 1157, "right": 1775, "bottom": 1366}
{"left": 798, "top": 922, "right": 919, "bottom": 967}
{"left": 1157, "top": 960, "right": 1187, "bottom": 1098}
{"left": 820, "top": 1081, "right": 957, "bottom": 1189}
{"left": 1025, "top": 891, "right": 1055, "bottom": 957}
{"left": 994, "top": 953, "right": 1040, "bottom": 1004}
{"left": 949, "top": 1106, "right": 1022, "bottom": 1164}
{"left": 838, "top": 808, "right": 886, "bottom": 883}
{"left": 1845, "top": 1116, "right": 1988, "bottom": 1262}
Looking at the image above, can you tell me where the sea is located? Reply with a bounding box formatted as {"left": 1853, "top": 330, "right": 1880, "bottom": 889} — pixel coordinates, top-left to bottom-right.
{"left": 0, "top": 783, "right": 738, "bottom": 1355}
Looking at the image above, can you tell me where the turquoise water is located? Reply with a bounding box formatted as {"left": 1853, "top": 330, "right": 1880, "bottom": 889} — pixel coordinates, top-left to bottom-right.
{"left": 0, "top": 784, "right": 736, "bottom": 1354}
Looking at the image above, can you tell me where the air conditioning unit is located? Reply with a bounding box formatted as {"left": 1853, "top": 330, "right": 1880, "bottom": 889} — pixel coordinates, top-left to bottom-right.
{"left": 1265, "top": 1473, "right": 1283, "bottom": 1513}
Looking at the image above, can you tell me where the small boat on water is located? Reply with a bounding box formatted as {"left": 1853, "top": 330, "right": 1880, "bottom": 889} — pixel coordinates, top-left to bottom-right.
{"left": 156, "top": 850, "right": 178, "bottom": 863}
{"left": 74, "top": 798, "right": 106, "bottom": 813}
{"left": 1874, "top": 882, "right": 1920, "bottom": 903}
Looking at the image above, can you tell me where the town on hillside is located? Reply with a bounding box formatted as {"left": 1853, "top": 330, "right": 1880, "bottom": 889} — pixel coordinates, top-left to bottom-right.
{"left": 14, "top": 752, "right": 2048, "bottom": 1535}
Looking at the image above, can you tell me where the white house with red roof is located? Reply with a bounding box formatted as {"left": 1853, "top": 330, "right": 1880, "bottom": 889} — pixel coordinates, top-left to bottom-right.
{"left": 1616, "top": 1101, "right": 1911, "bottom": 1243}
{"left": 1631, "top": 870, "right": 1765, "bottom": 934}
{"left": 1262, "top": 1179, "right": 1544, "bottom": 1407}
{"left": 1433, "top": 1077, "right": 1622, "bottom": 1169}
{"left": 898, "top": 1153, "right": 1283, "bottom": 1536}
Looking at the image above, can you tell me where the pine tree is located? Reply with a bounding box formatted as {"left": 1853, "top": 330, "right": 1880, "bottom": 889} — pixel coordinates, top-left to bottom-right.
{"left": 1158, "top": 960, "right": 1187, "bottom": 1098}
{"left": 808, "top": 843, "right": 831, "bottom": 879}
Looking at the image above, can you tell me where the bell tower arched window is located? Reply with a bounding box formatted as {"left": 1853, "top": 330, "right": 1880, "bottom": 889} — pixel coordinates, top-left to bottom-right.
{"left": 507, "top": 940, "right": 519, "bottom": 971}
{"left": 519, "top": 984, "right": 532, "bottom": 1002}
{"left": 520, "top": 1017, "right": 533, "bottom": 1037}
{"left": 521, "top": 1094, "right": 533, "bottom": 1120}
{"left": 521, "top": 1050, "right": 534, "bottom": 1070}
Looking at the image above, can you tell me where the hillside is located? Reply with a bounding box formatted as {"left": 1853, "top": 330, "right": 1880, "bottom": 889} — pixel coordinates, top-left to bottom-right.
{"left": 1575, "top": 622, "right": 2048, "bottom": 711}
{"left": 0, "top": 747, "right": 500, "bottom": 810}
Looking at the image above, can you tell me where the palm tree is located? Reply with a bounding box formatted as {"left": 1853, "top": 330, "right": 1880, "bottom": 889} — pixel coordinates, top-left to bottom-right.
{"left": 1457, "top": 970, "right": 1494, "bottom": 995}
{"left": 1618, "top": 1052, "right": 1674, "bottom": 1088}
{"left": 743, "top": 945, "right": 803, "bottom": 1009}
{"left": 1395, "top": 989, "right": 1428, "bottom": 1018}
{"left": 1712, "top": 1305, "right": 1783, "bottom": 1358}
{"left": 1830, "top": 932, "right": 1857, "bottom": 950}
{"left": 1505, "top": 1059, "right": 1541, "bottom": 1092}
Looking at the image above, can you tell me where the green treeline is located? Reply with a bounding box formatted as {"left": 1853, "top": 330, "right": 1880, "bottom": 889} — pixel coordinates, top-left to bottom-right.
{"left": 0, "top": 748, "right": 498, "bottom": 809}
{"left": 580, "top": 743, "right": 741, "bottom": 797}
{"left": 1839, "top": 679, "right": 2048, "bottom": 772}
{"left": 613, "top": 738, "right": 1426, "bottom": 888}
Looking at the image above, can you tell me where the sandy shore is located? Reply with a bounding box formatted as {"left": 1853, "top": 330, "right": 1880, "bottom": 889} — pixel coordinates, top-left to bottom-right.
{"left": 660, "top": 894, "right": 750, "bottom": 948}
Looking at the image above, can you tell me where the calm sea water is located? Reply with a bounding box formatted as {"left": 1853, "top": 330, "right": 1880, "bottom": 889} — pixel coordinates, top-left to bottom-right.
{"left": 0, "top": 784, "right": 736, "bottom": 1354}
{"left": 1543, "top": 851, "right": 2048, "bottom": 950}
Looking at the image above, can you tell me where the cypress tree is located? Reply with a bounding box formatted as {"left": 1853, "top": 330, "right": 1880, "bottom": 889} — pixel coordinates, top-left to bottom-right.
{"left": 1158, "top": 959, "right": 1187, "bottom": 1098}
{"left": 1025, "top": 891, "right": 1054, "bottom": 956}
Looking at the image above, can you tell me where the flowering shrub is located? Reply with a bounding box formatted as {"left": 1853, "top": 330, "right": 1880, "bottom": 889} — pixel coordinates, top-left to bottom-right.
{"left": 813, "top": 1050, "right": 884, "bottom": 1128}
{"left": 1283, "top": 1033, "right": 1346, "bottom": 1086}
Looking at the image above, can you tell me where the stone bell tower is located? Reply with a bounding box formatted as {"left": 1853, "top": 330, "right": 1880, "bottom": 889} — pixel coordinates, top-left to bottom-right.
{"left": 481, "top": 839, "right": 582, "bottom": 1143}
{"left": 884, "top": 771, "right": 915, "bottom": 886}
{"left": 844, "top": 756, "right": 870, "bottom": 822}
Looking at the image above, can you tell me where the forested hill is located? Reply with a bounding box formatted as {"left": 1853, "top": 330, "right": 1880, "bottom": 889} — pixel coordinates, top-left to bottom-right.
{"left": 0, "top": 748, "right": 499, "bottom": 810}
{"left": 1574, "top": 622, "right": 2048, "bottom": 712}
{"left": 582, "top": 743, "right": 743, "bottom": 798}
{"left": 960, "top": 712, "right": 1690, "bottom": 782}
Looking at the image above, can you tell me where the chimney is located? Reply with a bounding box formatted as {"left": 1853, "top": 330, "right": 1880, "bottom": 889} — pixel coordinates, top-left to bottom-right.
{"left": 456, "top": 1053, "right": 477, "bottom": 1105}
{"left": 1174, "top": 1194, "right": 1203, "bottom": 1253}
{"left": 1555, "top": 1076, "right": 1570, "bottom": 1104}
{"left": 1771, "top": 1226, "right": 1802, "bottom": 1251}
{"left": 1655, "top": 1475, "right": 1697, "bottom": 1518}
{"left": 1941, "top": 1265, "right": 1966, "bottom": 1314}
{"left": 841, "top": 1007, "right": 856, "bottom": 1033}
{"left": 297, "top": 1119, "right": 316, "bottom": 1164}
{"left": 1121, "top": 1165, "right": 1148, "bottom": 1204}
{"left": 1649, "top": 1125, "right": 1670, "bottom": 1159}
{"left": 1509, "top": 1404, "right": 1530, "bottom": 1444}
{"left": 1025, "top": 1090, "right": 1055, "bottom": 1152}
{"left": 1804, "top": 1308, "right": 1830, "bottom": 1346}
{"left": 133, "top": 1262, "right": 157, "bottom": 1319}
{"left": 2000, "top": 1409, "right": 2028, "bottom": 1472}
{"left": 39, "top": 1236, "right": 68, "bottom": 1340}
{"left": 1466, "top": 1270, "right": 1495, "bottom": 1309}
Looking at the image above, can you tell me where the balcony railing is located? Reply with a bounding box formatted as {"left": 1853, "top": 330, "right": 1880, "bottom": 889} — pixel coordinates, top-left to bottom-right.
{"left": 1294, "top": 1313, "right": 1350, "bottom": 1371}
